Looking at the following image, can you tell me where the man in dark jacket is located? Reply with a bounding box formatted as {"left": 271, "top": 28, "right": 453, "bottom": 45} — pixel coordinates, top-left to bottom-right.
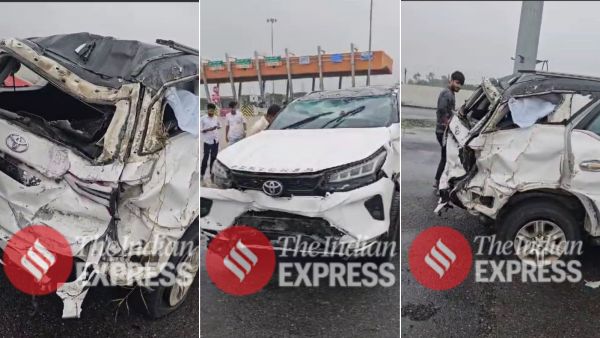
{"left": 434, "top": 71, "right": 465, "bottom": 191}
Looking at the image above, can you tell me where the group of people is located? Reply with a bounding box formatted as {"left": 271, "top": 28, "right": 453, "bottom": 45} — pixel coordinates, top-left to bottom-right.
{"left": 200, "top": 101, "right": 282, "bottom": 181}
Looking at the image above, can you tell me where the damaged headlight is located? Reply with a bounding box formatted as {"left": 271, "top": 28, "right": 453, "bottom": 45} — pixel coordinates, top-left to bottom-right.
{"left": 324, "top": 148, "right": 387, "bottom": 192}
{"left": 212, "top": 160, "right": 232, "bottom": 189}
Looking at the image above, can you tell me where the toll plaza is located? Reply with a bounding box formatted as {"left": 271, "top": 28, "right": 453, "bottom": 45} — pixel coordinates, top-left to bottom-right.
{"left": 201, "top": 45, "right": 393, "bottom": 103}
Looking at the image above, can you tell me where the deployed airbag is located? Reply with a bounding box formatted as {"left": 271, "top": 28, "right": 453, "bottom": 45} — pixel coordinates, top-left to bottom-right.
{"left": 165, "top": 87, "right": 199, "bottom": 136}
{"left": 508, "top": 96, "right": 557, "bottom": 128}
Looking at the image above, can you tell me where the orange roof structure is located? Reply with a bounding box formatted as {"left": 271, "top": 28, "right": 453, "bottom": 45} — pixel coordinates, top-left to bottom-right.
{"left": 201, "top": 50, "right": 393, "bottom": 83}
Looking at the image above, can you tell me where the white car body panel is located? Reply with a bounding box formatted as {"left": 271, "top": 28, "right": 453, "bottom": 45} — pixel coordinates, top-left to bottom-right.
{"left": 438, "top": 75, "right": 600, "bottom": 238}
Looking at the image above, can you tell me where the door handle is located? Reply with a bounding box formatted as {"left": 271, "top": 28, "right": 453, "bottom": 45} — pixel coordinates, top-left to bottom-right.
{"left": 580, "top": 160, "right": 600, "bottom": 172}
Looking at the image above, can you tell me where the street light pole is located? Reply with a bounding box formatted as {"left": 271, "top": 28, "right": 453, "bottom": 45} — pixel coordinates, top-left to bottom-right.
{"left": 267, "top": 17, "right": 277, "bottom": 103}
{"left": 366, "top": 0, "right": 373, "bottom": 86}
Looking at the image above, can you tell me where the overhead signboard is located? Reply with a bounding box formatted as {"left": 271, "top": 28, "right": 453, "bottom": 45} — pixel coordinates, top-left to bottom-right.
{"left": 360, "top": 52, "right": 373, "bottom": 61}
{"left": 235, "top": 58, "right": 253, "bottom": 69}
{"left": 299, "top": 56, "right": 311, "bottom": 65}
{"left": 207, "top": 60, "right": 225, "bottom": 71}
{"left": 265, "top": 56, "right": 282, "bottom": 66}
{"left": 330, "top": 54, "right": 343, "bottom": 63}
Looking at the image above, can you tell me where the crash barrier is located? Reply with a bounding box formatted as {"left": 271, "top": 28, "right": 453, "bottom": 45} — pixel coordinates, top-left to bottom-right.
{"left": 401, "top": 84, "right": 474, "bottom": 109}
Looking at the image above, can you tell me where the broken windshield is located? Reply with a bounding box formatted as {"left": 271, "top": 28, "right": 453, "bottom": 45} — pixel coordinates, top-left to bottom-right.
{"left": 269, "top": 95, "right": 395, "bottom": 130}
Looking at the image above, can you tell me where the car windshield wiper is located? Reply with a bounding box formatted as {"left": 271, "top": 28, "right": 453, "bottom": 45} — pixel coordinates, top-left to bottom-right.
{"left": 281, "top": 111, "right": 335, "bottom": 129}
{"left": 320, "top": 105, "right": 366, "bottom": 128}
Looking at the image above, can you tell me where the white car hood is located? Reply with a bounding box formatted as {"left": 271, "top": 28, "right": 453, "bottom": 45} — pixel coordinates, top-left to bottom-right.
{"left": 218, "top": 128, "right": 390, "bottom": 173}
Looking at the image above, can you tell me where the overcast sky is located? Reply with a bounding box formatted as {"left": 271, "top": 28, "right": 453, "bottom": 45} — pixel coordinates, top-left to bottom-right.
{"left": 402, "top": 1, "right": 600, "bottom": 84}
{"left": 0, "top": 2, "right": 198, "bottom": 48}
{"left": 200, "top": 0, "right": 399, "bottom": 97}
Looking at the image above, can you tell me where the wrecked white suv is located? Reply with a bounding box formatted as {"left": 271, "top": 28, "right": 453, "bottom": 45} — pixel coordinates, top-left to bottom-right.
{"left": 437, "top": 71, "right": 600, "bottom": 265}
{"left": 0, "top": 33, "right": 199, "bottom": 318}
{"left": 201, "top": 86, "right": 400, "bottom": 260}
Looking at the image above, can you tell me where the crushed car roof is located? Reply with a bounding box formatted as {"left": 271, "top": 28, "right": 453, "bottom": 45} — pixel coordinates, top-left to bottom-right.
{"left": 501, "top": 70, "right": 600, "bottom": 100}
{"left": 15, "top": 32, "right": 198, "bottom": 91}
{"left": 299, "top": 85, "right": 397, "bottom": 100}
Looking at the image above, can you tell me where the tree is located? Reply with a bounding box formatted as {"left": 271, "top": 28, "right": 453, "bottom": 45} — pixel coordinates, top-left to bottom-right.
{"left": 412, "top": 72, "right": 421, "bottom": 82}
{"left": 426, "top": 72, "right": 435, "bottom": 83}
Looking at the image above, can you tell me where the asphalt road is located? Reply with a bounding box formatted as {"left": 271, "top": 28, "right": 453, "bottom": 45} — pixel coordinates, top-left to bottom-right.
{"left": 200, "top": 242, "right": 400, "bottom": 337}
{"left": 401, "top": 124, "right": 600, "bottom": 337}
{"left": 0, "top": 270, "right": 199, "bottom": 337}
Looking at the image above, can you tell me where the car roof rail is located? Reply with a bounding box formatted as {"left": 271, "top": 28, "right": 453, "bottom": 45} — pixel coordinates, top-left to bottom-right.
{"left": 519, "top": 70, "right": 600, "bottom": 83}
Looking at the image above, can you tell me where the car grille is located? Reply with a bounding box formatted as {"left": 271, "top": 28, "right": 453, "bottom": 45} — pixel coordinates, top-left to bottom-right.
{"left": 231, "top": 171, "right": 325, "bottom": 196}
{"left": 234, "top": 210, "right": 345, "bottom": 243}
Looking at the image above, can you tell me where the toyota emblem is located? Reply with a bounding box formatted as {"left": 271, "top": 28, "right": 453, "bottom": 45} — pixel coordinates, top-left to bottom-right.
{"left": 262, "top": 180, "right": 283, "bottom": 196}
{"left": 6, "top": 133, "right": 28, "bottom": 153}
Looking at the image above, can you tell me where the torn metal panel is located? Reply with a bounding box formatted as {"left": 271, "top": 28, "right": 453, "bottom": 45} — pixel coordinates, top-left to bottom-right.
{"left": 438, "top": 73, "right": 600, "bottom": 235}
{"left": 20, "top": 33, "right": 198, "bottom": 91}
{"left": 0, "top": 33, "right": 199, "bottom": 319}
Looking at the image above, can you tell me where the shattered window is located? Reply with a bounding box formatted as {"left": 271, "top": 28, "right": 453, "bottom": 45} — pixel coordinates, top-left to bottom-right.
{"left": 0, "top": 57, "right": 115, "bottom": 158}
{"left": 548, "top": 94, "right": 593, "bottom": 123}
{"left": 269, "top": 95, "right": 395, "bottom": 130}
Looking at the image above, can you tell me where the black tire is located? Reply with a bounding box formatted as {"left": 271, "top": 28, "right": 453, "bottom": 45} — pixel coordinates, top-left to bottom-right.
{"left": 136, "top": 219, "right": 199, "bottom": 319}
{"left": 497, "top": 200, "right": 582, "bottom": 263}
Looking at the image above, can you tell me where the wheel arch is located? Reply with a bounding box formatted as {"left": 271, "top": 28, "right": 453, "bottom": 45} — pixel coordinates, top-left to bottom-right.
{"left": 499, "top": 189, "right": 589, "bottom": 232}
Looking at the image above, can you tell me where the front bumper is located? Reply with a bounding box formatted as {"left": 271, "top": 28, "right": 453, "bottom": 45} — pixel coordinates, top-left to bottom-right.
{"left": 200, "top": 177, "right": 395, "bottom": 251}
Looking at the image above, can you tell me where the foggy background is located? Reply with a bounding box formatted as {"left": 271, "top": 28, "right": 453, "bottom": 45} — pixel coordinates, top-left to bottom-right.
{"left": 402, "top": 1, "right": 600, "bottom": 85}
{"left": 0, "top": 2, "right": 198, "bottom": 48}
{"left": 200, "top": 0, "right": 400, "bottom": 99}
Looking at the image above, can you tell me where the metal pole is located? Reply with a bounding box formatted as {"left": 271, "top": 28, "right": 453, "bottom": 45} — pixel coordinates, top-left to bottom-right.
{"left": 285, "top": 80, "right": 289, "bottom": 102}
{"left": 513, "top": 1, "right": 544, "bottom": 73}
{"left": 350, "top": 43, "right": 356, "bottom": 87}
{"left": 317, "top": 45, "right": 324, "bottom": 91}
{"left": 312, "top": 77, "right": 315, "bottom": 91}
{"left": 366, "top": 0, "right": 373, "bottom": 86}
{"left": 225, "top": 53, "right": 236, "bottom": 101}
{"left": 201, "top": 62, "right": 211, "bottom": 103}
{"left": 267, "top": 18, "right": 277, "bottom": 102}
{"left": 238, "top": 82, "right": 242, "bottom": 102}
{"left": 338, "top": 76, "right": 342, "bottom": 89}
{"left": 254, "top": 51, "right": 264, "bottom": 103}
{"left": 285, "top": 48, "right": 294, "bottom": 99}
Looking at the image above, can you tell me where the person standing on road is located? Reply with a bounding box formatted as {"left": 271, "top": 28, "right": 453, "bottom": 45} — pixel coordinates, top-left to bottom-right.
{"left": 247, "top": 104, "right": 281, "bottom": 136}
{"left": 225, "top": 101, "right": 246, "bottom": 145}
{"left": 201, "top": 103, "right": 221, "bottom": 181}
{"left": 434, "top": 71, "right": 465, "bottom": 191}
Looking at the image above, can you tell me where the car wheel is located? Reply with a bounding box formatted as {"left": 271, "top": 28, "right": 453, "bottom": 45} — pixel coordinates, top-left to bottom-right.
{"left": 138, "top": 220, "right": 199, "bottom": 319}
{"left": 497, "top": 200, "right": 581, "bottom": 266}
{"left": 387, "top": 188, "right": 400, "bottom": 255}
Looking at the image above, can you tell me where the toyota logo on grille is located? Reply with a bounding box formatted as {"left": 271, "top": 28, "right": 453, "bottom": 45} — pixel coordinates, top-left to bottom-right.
{"left": 6, "top": 133, "right": 28, "bottom": 153}
{"left": 262, "top": 180, "right": 283, "bottom": 196}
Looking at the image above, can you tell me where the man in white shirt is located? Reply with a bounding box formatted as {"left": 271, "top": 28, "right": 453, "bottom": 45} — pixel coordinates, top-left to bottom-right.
{"left": 225, "top": 101, "right": 246, "bottom": 145}
{"left": 200, "top": 103, "right": 221, "bottom": 180}
{"left": 247, "top": 104, "right": 281, "bottom": 136}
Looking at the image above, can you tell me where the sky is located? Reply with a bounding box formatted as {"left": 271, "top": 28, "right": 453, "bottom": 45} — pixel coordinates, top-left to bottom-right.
{"left": 402, "top": 1, "right": 600, "bottom": 85}
{"left": 0, "top": 2, "right": 198, "bottom": 48}
{"left": 200, "top": 0, "right": 400, "bottom": 98}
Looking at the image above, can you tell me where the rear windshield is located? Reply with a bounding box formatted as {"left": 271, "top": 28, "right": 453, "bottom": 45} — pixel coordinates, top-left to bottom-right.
{"left": 269, "top": 94, "right": 396, "bottom": 130}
